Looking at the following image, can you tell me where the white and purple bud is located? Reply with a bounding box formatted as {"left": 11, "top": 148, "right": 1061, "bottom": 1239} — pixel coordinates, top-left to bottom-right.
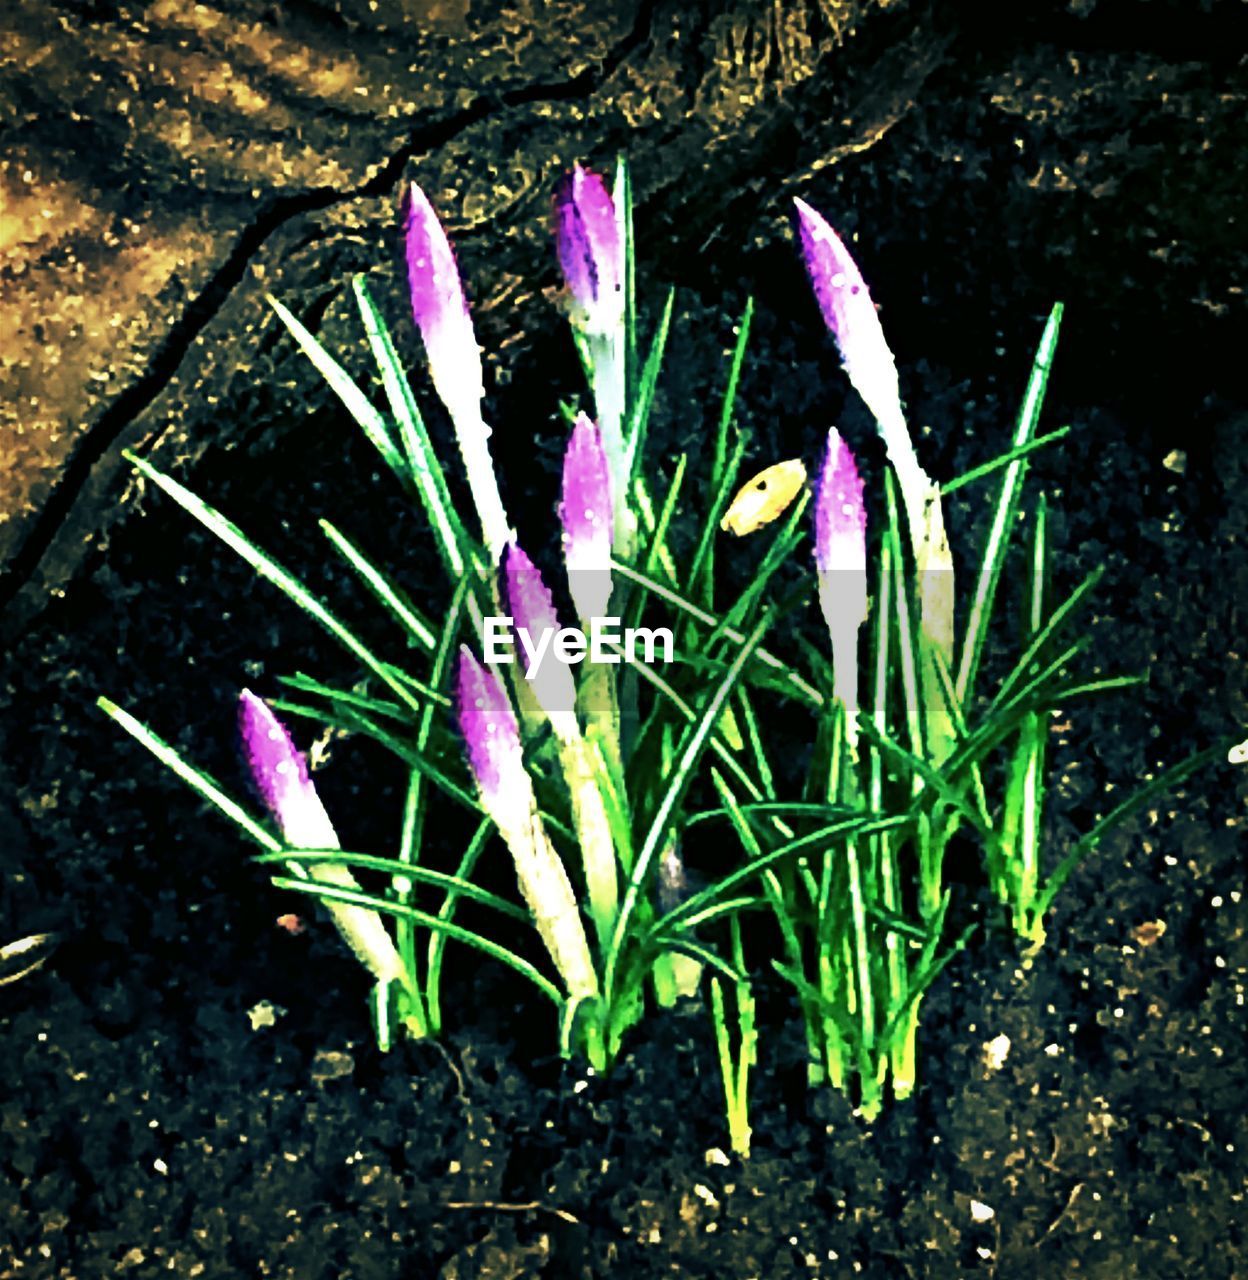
{"left": 455, "top": 647, "right": 600, "bottom": 1002}
{"left": 813, "top": 430, "right": 868, "bottom": 719}
{"left": 238, "top": 689, "right": 339, "bottom": 849}
{"left": 237, "top": 690, "right": 405, "bottom": 985}
{"left": 503, "top": 542, "right": 619, "bottom": 944}
{"left": 404, "top": 181, "right": 485, "bottom": 416}
{"left": 559, "top": 412, "right": 614, "bottom": 623}
{"left": 403, "top": 181, "right": 511, "bottom": 560}
{"left": 553, "top": 164, "right": 624, "bottom": 339}
{"left": 814, "top": 428, "right": 868, "bottom": 630}
{"left": 796, "top": 198, "right": 954, "bottom": 669}
{"left": 504, "top": 542, "right": 578, "bottom": 718}
{"left": 455, "top": 647, "right": 524, "bottom": 809}
{"left": 794, "top": 198, "right": 906, "bottom": 443}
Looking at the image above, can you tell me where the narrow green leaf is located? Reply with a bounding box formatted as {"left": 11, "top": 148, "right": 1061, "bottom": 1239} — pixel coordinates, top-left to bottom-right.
{"left": 276, "top": 674, "right": 413, "bottom": 720}
{"left": 642, "top": 453, "right": 688, "bottom": 580}
{"left": 625, "top": 287, "right": 676, "bottom": 479}
{"left": 98, "top": 698, "right": 282, "bottom": 854}
{"left": 941, "top": 426, "right": 1072, "bottom": 495}
{"left": 611, "top": 559, "right": 824, "bottom": 707}
{"left": 267, "top": 293, "right": 407, "bottom": 482}
{"left": 352, "top": 276, "right": 470, "bottom": 577}
{"left": 956, "top": 303, "right": 1063, "bottom": 703}
{"left": 684, "top": 801, "right": 859, "bottom": 828}
{"left": 991, "top": 567, "right": 1105, "bottom": 710}
{"left": 426, "top": 817, "right": 494, "bottom": 1031}
{"left": 255, "top": 849, "right": 528, "bottom": 921}
{"left": 651, "top": 814, "right": 908, "bottom": 937}
{"left": 1034, "top": 741, "right": 1232, "bottom": 917}
{"left": 606, "top": 614, "right": 774, "bottom": 998}
{"left": 123, "top": 451, "right": 427, "bottom": 717}
{"left": 319, "top": 519, "right": 437, "bottom": 650}
{"left": 268, "top": 875, "right": 563, "bottom": 1005}
{"left": 688, "top": 431, "right": 750, "bottom": 607}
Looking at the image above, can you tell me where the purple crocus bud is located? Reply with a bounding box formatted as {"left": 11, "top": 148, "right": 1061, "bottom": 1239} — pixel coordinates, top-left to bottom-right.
{"left": 814, "top": 429, "right": 868, "bottom": 715}
{"left": 238, "top": 690, "right": 339, "bottom": 850}
{"left": 455, "top": 646, "right": 601, "bottom": 1003}
{"left": 404, "top": 180, "right": 512, "bottom": 560}
{"left": 553, "top": 164, "right": 624, "bottom": 338}
{"left": 559, "top": 412, "right": 614, "bottom": 623}
{"left": 455, "top": 647, "right": 524, "bottom": 806}
{"left": 794, "top": 198, "right": 906, "bottom": 442}
{"left": 796, "top": 198, "right": 955, "bottom": 673}
{"left": 814, "top": 428, "right": 867, "bottom": 598}
{"left": 238, "top": 690, "right": 406, "bottom": 985}
{"left": 403, "top": 181, "right": 485, "bottom": 417}
{"left": 504, "top": 542, "right": 578, "bottom": 717}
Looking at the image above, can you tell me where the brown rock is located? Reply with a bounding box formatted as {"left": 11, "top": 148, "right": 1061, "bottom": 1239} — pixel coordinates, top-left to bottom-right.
{"left": 2, "top": 0, "right": 1245, "bottom": 637}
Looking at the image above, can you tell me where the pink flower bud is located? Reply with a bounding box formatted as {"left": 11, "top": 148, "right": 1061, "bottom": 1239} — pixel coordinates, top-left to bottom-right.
{"left": 794, "top": 198, "right": 905, "bottom": 438}
{"left": 238, "top": 690, "right": 406, "bottom": 985}
{"left": 455, "top": 646, "right": 522, "bottom": 806}
{"left": 504, "top": 542, "right": 578, "bottom": 716}
{"left": 814, "top": 427, "right": 868, "bottom": 634}
{"left": 559, "top": 412, "right": 614, "bottom": 621}
{"left": 553, "top": 164, "right": 624, "bottom": 338}
{"left": 403, "top": 181, "right": 485, "bottom": 417}
{"left": 238, "top": 690, "right": 338, "bottom": 849}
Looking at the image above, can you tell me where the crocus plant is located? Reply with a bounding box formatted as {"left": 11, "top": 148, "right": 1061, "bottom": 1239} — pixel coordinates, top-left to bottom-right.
{"left": 554, "top": 164, "right": 630, "bottom": 551}
{"left": 403, "top": 182, "right": 512, "bottom": 563}
{"left": 99, "top": 160, "right": 1227, "bottom": 1154}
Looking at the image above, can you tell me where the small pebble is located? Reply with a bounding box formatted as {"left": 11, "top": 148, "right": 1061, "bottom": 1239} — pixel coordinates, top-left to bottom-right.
{"left": 311, "top": 1049, "right": 355, "bottom": 1084}
{"left": 246, "top": 1000, "right": 284, "bottom": 1031}
{"left": 981, "top": 1033, "right": 1011, "bottom": 1072}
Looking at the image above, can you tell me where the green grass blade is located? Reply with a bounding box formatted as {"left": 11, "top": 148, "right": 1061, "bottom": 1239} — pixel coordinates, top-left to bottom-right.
{"left": 1034, "top": 740, "right": 1233, "bottom": 920}
{"left": 98, "top": 698, "right": 282, "bottom": 853}
{"left": 659, "top": 937, "right": 744, "bottom": 985}
{"left": 992, "top": 566, "right": 1105, "bottom": 709}
{"left": 352, "top": 276, "right": 469, "bottom": 577}
{"left": 856, "top": 714, "right": 994, "bottom": 837}
{"left": 691, "top": 299, "right": 755, "bottom": 605}
{"left": 641, "top": 453, "right": 688, "bottom": 580}
{"left": 709, "top": 769, "right": 804, "bottom": 969}
{"left": 124, "top": 451, "right": 428, "bottom": 717}
{"left": 605, "top": 614, "right": 773, "bottom": 998}
{"left": 611, "top": 559, "right": 824, "bottom": 707}
{"left": 255, "top": 850, "right": 528, "bottom": 921}
{"left": 627, "top": 657, "right": 771, "bottom": 803}
{"left": 400, "top": 574, "right": 470, "bottom": 870}
{"left": 276, "top": 674, "right": 414, "bottom": 720}
{"left": 657, "top": 896, "right": 766, "bottom": 935}
{"left": 941, "top": 427, "right": 1072, "bottom": 495}
{"left": 712, "top": 298, "right": 755, "bottom": 495}
{"left": 885, "top": 471, "right": 925, "bottom": 765}
{"left": 319, "top": 519, "right": 437, "bottom": 650}
{"left": 956, "top": 303, "right": 1063, "bottom": 704}
{"left": 684, "top": 801, "right": 859, "bottom": 827}
{"left": 688, "top": 432, "right": 750, "bottom": 607}
{"left": 268, "top": 875, "right": 564, "bottom": 1005}
{"left": 425, "top": 818, "right": 494, "bottom": 1032}
{"left": 614, "top": 155, "right": 637, "bottom": 391}
{"left": 651, "top": 814, "right": 909, "bottom": 937}
{"left": 625, "top": 287, "right": 676, "bottom": 479}
{"left": 267, "top": 293, "right": 408, "bottom": 482}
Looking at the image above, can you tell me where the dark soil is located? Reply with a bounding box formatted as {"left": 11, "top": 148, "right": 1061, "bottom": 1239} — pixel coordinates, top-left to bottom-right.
{"left": 3, "top": 2, "right": 1248, "bottom": 1278}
